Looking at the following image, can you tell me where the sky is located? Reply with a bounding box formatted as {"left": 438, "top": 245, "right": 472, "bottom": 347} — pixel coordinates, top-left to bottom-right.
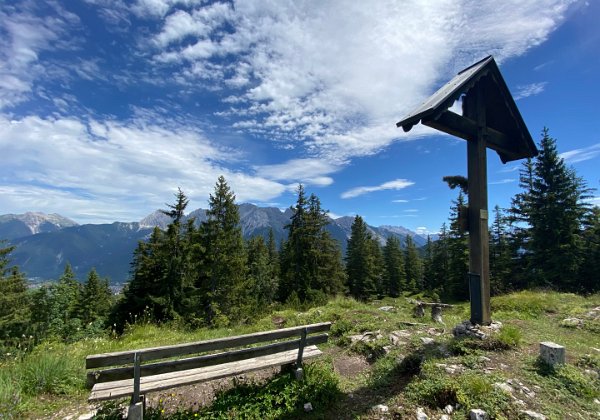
{"left": 1, "top": 0, "right": 599, "bottom": 234}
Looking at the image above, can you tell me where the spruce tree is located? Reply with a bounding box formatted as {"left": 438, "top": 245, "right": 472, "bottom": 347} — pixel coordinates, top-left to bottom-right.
{"left": 489, "top": 205, "right": 512, "bottom": 295}
{"left": 579, "top": 207, "right": 600, "bottom": 293}
{"left": 246, "top": 236, "right": 277, "bottom": 308}
{"left": 0, "top": 241, "right": 30, "bottom": 346}
{"left": 383, "top": 235, "right": 406, "bottom": 297}
{"left": 428, "top": 224, "right": 450, "bottom": 296}
{"left": 78, "top": 268, "right": 112, "bottom": 325}
{"left": 345, "top": 216, "right": 378, "bottom": 300}
{"left": 197, "top": 176, "right": 248, "bottom": 325}
{"left": 446, "top": 192, "right": 469, "bottom": 300}
{"left": 404, "top": 235, "right": 422, "bottom": 293}
{"left": 280, "top": 186, "right": 345, "bottom": 304}
{"left": 526, "top": 128, "right": 590, "bottom": 290}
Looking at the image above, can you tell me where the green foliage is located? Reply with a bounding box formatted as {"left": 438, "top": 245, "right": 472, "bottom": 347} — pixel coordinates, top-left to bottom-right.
{"left": 345, "top": 216, "right": 383, "bottom": 300}
{"left": 19, "top": 348, "right": 82, "bottom": 395}
{"left": 143, "top": 362, "right": 340, "bottom": 419}
{"left": 246, "top": 235, "right": 279, "bottom": 309}
{"left": 446, "top": 192, "right": 469, "bottom": 301}
{"left": 535, "top": 358, "right": 599, "bottom": 400}
{"left": 383, "top": 235, "right": 406, "bottom": 297}
{"left": 78, "top": 268, "right": 112, "bottom": 325}
{"left": 404, "top": 235, "right": 423, "bottom": 293}
{"left": 279, "top": 185, "right": 346, "bottom": 305}
{"left": 405, "top": 363, "right": 512, "bottom": 417}
{"left": 0, "top": 369, "right": 22, "bottom": 418}
{"left": 491, "top": 290, "right": 561, "bottom": 318}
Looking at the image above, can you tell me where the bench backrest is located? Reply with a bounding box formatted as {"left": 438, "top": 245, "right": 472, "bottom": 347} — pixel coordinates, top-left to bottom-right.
{"left": 86, "top": 322, "right": 331, "bottom": 388}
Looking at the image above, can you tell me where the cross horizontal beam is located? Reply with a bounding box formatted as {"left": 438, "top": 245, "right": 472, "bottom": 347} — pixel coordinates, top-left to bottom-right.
{"left": 422, "top": 111, "right": 519, "bottom": 163}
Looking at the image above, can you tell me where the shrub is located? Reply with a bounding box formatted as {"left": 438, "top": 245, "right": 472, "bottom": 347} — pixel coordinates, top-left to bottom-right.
{"left": 19, "top": 351, "right": 81, "bottom": 395}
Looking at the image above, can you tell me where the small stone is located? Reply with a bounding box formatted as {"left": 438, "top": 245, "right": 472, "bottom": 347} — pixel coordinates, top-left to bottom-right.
{"left": 304, "top": 402, "right": 313, "bottom": 412}
{"left": 421, "top": 337, "right": 435, "bottom": 345}
{"left": 440, "top": 416, "right": 450, "bottom": 420}
{"left": 379, "top": 306, "right": 394, "bottom": 312}
{"left": 479, "top": 356, "right": 491, "bottom": 362}
{"left": 594, "top": 398, "right": 600, "bottom": 405}
{"left": 416, "top": 407, "right": 429, "bottom": 420}
{"left": 493, "top": 382, "right": 514, "bottom": 394}
{"left": 519, "top": 410, "right": 546, "bottom": 419}
{"left": 584, "top": 369, "right": 599, "bottom": 380}
{"left": 453, "top": 323, "right": 467, "bottom": 336}
{"left": 513, "top": 399, "right": 526, "bottom": 407}
{"left": 561, "top": 318, "right": 584, "bottom": 328}
{"left": 373, "top": 404, "right": 389, "bottom": 413}
{"left": 444, "top": 404, "right": 454, "bottom": 414}
{"left": 445, "top": 367, "right": 456, "bottom": 374}
{"left": 469, "top": 408, "right": 488, "bottom": 420}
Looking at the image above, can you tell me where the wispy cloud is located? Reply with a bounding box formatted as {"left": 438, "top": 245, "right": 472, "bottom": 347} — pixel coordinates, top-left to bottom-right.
{"left": 0, "top": 114, "right": 286, "bottom": 223}
{"left": 490, "top": 178, "right": 516, "bottom": 185}
{"left": 514, "top": 82, "right": 548, "bottom": 100}
{"left": 392, "top": 199, "right": 409, "bottom": 203}
{"left": 254, "top": 158, "right": 340, "bottom": 187}
{"left": 560, "top": 143, "right": 600, "bottom": 163}
{"left": 341, "top": 179, "right": 414, "bottom": 199}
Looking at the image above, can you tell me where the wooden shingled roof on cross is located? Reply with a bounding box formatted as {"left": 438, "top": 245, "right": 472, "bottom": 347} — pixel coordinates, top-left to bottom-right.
{"left": 397, "top": 55, "right": 538, "bottom": 163}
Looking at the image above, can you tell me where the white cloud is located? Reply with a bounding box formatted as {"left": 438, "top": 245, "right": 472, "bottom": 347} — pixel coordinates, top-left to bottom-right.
{"left": 560, "top": 143, "right": 600, "bottom": 163}
{"left": 392, "top": 199, "right": 409, "bottom": 203}
{"left": 142, "top": 0, "right": 574, "bottom": 160}
{"left": 254, "top": 158, "right": 339, "bottom": 187}
{"left": 0, "top": 114, "right": 286, "bottom": 223}
{"left": 0, "top": 3, "right": 79, "bottom": 109}
{"left": 514, "top": 82, "right": 548, "bottom": 100}
{"left": 490, "top": 178, "right": 517, "bottom": 185}
{"left": 342, "top": 179, "right": 414, "bottom": 199}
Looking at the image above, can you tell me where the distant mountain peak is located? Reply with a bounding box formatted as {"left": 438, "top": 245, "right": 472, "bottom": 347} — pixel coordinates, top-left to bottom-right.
{"left": 0, "top": 212, "right": 78, "bottom": 236}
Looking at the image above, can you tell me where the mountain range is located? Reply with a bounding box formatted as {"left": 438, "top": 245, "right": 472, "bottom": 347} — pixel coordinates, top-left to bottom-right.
{"left": 2, "top": 206, "right": 431, "bottom": 285}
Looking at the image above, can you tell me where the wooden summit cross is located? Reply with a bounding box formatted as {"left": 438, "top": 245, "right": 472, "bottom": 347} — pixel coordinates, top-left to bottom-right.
{"left": 396, "top": 56, "right": 538, "bottom": 325}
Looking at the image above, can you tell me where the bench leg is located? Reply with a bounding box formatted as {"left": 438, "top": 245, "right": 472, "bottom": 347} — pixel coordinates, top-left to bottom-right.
{"left": 128, "top": 397, "right": 144, "bottom": 420}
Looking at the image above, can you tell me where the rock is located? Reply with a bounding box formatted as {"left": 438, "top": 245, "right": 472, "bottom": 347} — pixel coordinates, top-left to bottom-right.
{"left": 440, "top": 416, "right": 450, "bottom": 420}
{"left": 379, "top": 306, "right": 394, "bottom": 312}
{"left": 584, "top": 369, "right": 599, "bottom": 380}
{"left": 513, "top": 399, "right": 526, "bottom": 407}
{"left": 420, "top": 337, "right": 435, "bottom": 345}
{"left": 519, "top": 410, "right": 546, "bottom": 419}
{"left": 540, "top": 342, "right": 566, "bottom": 366}
{"left": 469, "top": 408, "right": 488, "bottom": 420}
{"left": 594, "top": 398, "right": 600, "bottom": 405}
{"left": 444, "top": 404, "right": 454, "bottom": 414}
{"left": 416, "top": 407, "right": 429, "bottom": 420}
{"left": 373, "top": 404, "right": 389, "bottom": 413}
{"left": 453, "top": 322, "right": 467, "bottom": 336}
{"left": 304, "top": 402, "right": 313, "bottom": 412}
{"left": 493, "top": 382, "right": 514, "bottom": 394}
{"left": 389, "top": 332, "right": 409, "bottom": 346}
{"left": 561, "top": 317, "right": 584, "bottom": 328}
{"left": 479, "top": 356, "right": 491, "bottom": 363}
{"left": 414, "top": 304, "right": 426, "bottom": 318}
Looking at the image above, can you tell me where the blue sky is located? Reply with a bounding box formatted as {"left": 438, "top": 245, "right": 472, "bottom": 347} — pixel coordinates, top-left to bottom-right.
{"left": 1, "top": 0, "right": 599, "bottom": 234}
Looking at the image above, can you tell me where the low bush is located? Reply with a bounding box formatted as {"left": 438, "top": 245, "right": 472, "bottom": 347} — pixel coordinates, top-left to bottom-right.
{"left": 19, "top": 349, "right": 82, "bottom": 395}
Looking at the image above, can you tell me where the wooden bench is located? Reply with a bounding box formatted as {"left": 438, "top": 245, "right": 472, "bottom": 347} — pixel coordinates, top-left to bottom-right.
{"left": 86, "top": 322, "right": 331, "bottom": 418}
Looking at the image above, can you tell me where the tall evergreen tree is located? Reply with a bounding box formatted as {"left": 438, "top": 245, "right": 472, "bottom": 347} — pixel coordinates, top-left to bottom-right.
{"left": 383, "top": 235, "right": 406, "bottom": 297}
{"left": 197, "top": 176, "right": 248, "bottom": 325}
{"left": 404, "top": 235, "right": 422, "bottom": 293}
{"left": 0, "top": 241, "right": 30, "bottom": 346}
{"left": 345, "top": 216, "right": 379, "bottom": 300}
{"left": 579, "top": 207, "right": 600, "bottom": 293}
{"left": 526, "top": 128, "right": 590, "bottom": 290}
{"left": 489, "top": 205, "right": 512, "bottom": 295}
{"left": 246, "top": 236, "right": 278, "bottom": 308}
{"left": 280, "top": 185, "right": 345, "bottom": 303}
{"left": 428, "top": 224, "right": 450, "bottom": 297}
{"left": 446, "top": 192, "right": 469, "bottom": 300}
{"left": 78, "top": 268, "right": 112, "bottom": 325}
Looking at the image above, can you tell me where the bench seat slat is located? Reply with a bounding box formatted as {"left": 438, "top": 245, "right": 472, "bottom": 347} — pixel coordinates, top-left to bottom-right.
{"left": 86, "top": 322, "right": 331, "bottom": 369}
{"left": 89, "top": 345, "right": 322, "bottom": 402}
{"left": 88, "top": 334, "right": 328, "bottom": 386}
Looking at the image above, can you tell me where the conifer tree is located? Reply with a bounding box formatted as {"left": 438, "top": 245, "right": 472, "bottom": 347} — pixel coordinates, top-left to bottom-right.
{"left": 246, "top": 236, "right": 277, "bottom": 308}
{"left": 404, "top": 235, "right": 422, "bottom": 293}
{"left": 446, "top": 192, "right": 469, "bottom": 300}
{"left": 280, "top": 185, "right": 345, "bottom": 303}
{"left": 428, "top": 224, "right": 450, "bottom": 296}
{"left": 579, "top": 207, "right": 600, "bottom": 293}
{"left": 383, "top": 235, "right": 406, "bottom": 297}
{"left": 197, "top": 176, "right": 248, "bottom": 325}
{"left": 526, "top": 128, "right": 590, "bottom": 290}
{"left": 489, "top": 205, "right": 512, "bottom": 294}
{"left": 345, "top": 216, "right": 379, "bottom": 300}
{"left": 0, "top": 241, "right": 30, "bottom": 346}
{"left": 78, "top": 268, "right": 112, "bottom": 325}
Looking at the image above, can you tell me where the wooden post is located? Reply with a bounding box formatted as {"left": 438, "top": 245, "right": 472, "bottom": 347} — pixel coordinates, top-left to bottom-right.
{"left": 295, "top": 328, "right": 307, "bottom": 380}
{"left": 129, "top": 352, "right": 143, "bottom": 420}
{"left": 464, "top": 87, "right": 491, "bottom": 325}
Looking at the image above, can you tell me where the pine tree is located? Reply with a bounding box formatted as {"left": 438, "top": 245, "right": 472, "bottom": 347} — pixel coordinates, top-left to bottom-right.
{"left": 526, "top": 128, "right": 590, "bottom": 290}
{"left": 197, "top": 176, "right": 248, "bottom": 325}
{"left": 383, "top": 235, "right": 406, "bottom": 297}
{"left": 404, "top": 235, "right": 422, "bottom": 293}
{"left": 428, "top": 224, "right": 450, "bottom": 297}
{"left": 246, "top": 236, "right": 277, "bottom": 308}
{"left": 489, "top": 205, "right": 512, "bottom": 295}
{"left": 280, "top": 186, "right": 345, "bottom": 304}
{"left": 345, "top": 216, "right": 379, "bottom": 300}
{"left": 446, "top": 192, "right": 469, "bottom": 300}
{"left": 78, "top": 268, "right": 112, "bottom": 325}
{"left": 579, "top": 207, "right": 600, "bottom": 293}
{"left": 0, "top": 241, "right": 30, "bottom": 346}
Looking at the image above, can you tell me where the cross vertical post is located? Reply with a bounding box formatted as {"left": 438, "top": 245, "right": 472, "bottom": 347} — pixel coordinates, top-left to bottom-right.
{"left": 464, "top": 87, "right": 491, "bottom": 325}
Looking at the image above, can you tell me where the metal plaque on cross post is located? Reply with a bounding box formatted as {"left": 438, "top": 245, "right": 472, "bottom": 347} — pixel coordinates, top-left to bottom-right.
{"left": 396, "top": 56, "right": 538, "bottom": 325}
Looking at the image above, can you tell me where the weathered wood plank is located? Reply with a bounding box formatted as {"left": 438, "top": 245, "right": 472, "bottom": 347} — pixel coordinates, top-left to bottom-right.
{"left": 86, "top": 322, "right": 331, "bottom": 369}
{"left": 88, "top": 334, "right": 328, "bottom": 386}
{"left": 89, "top": 346, "right": 322, "bottom": 402}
